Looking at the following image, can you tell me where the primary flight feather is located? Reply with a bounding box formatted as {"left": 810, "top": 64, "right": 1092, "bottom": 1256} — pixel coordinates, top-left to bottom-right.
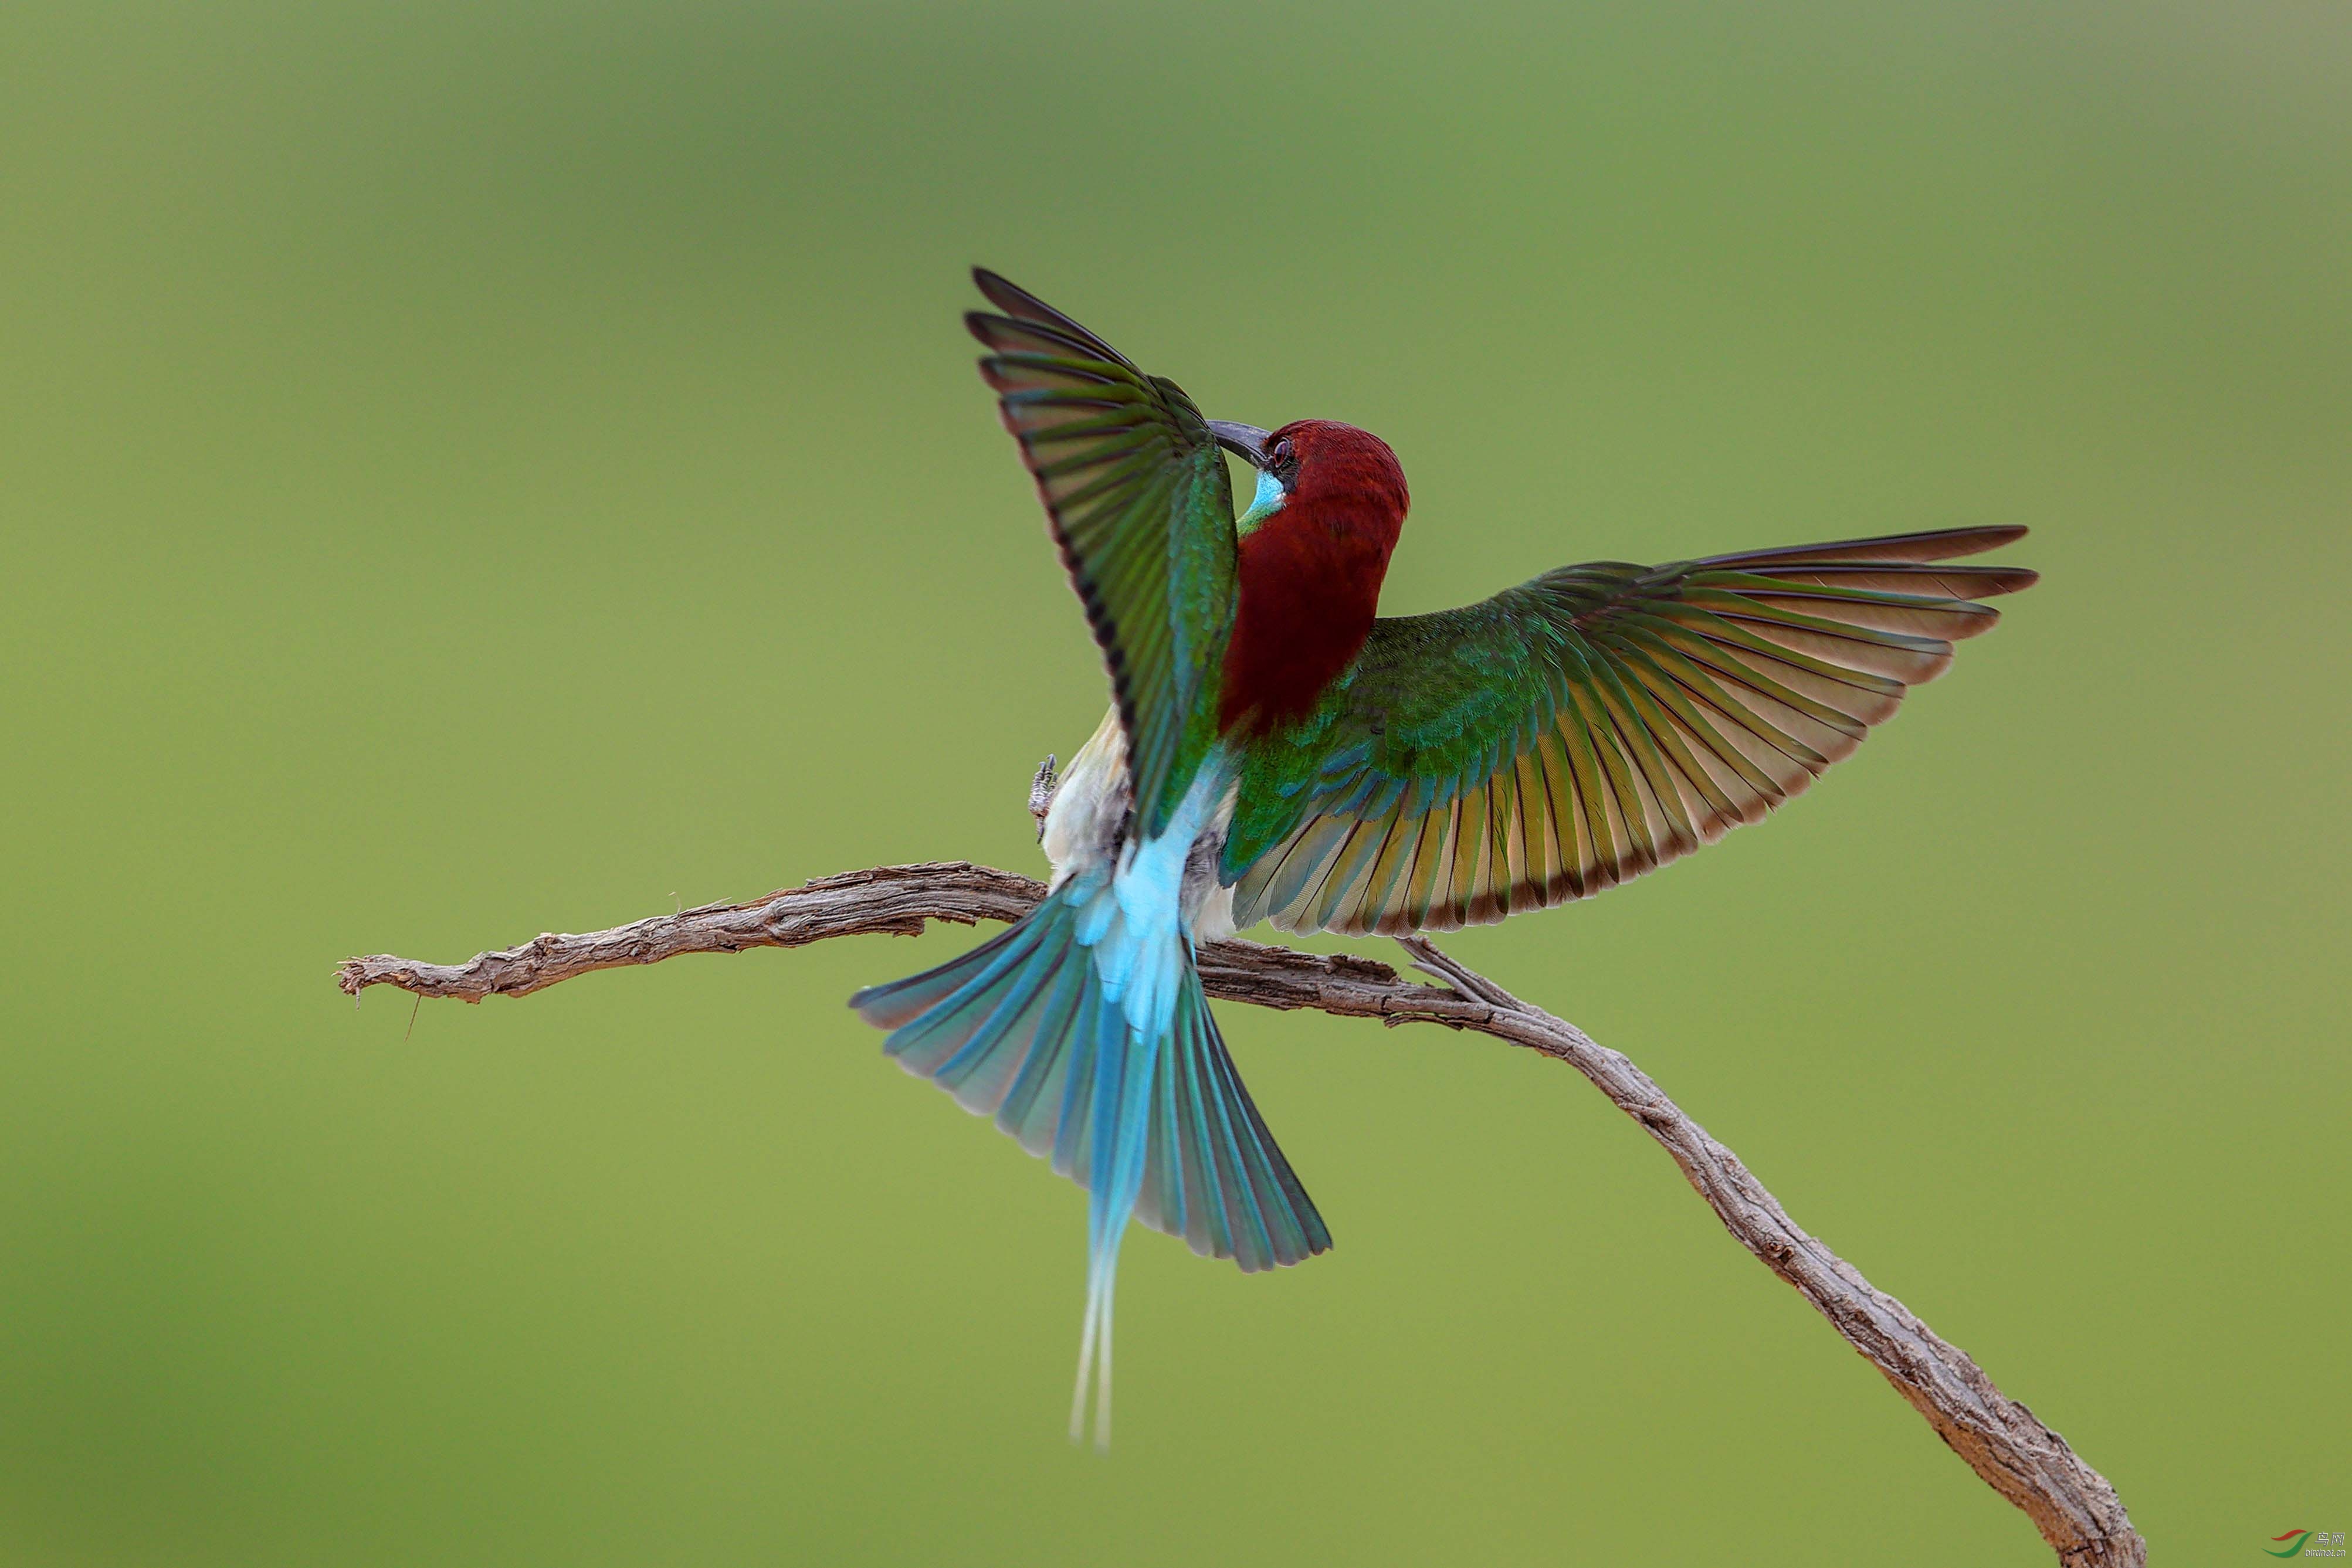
{"left": 851, "top": 269, "right": 2036, "bottom": 1445}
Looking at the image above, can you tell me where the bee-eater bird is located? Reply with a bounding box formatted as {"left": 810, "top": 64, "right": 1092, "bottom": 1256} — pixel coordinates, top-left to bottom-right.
{"left": 852, "top": 269, "right": 2036, "bottom": 1447}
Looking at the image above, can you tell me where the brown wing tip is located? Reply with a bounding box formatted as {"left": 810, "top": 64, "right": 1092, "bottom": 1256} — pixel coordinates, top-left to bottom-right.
{"left": 971, "top": 267, "right": 1036, "bottom": 317}
{"left": 1700, "top": 524, "right": 2035, "bottom": 571}
{"left": 968, "top": 269, "right": 1136, "bottom": 372}
{"left": 1963, "top": 565, "right": 2040, "bottom": 599}
{"left": 1948, "top": 524, "right": 2029, "bottom": 556}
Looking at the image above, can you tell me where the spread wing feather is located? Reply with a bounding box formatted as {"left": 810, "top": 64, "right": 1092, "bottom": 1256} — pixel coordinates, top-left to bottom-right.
{"left": 967, "top": 270, "right": 1236, "bottom": 837}
{"left": 1225, "top": 526, "right": 2035, "bottom": 935}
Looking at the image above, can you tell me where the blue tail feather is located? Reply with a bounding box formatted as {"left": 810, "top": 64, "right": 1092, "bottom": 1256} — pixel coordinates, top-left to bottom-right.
{"left": 1131, "top": 970, "right": 1331, "bottom": 1272}
{"left": 848, "top": 871, "right": 1331, "bottom": 1445}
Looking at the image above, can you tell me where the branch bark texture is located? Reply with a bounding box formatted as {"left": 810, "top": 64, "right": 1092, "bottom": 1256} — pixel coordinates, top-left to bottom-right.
{"left": 338, "top": 860, "right": 2142, "bottom": 1567}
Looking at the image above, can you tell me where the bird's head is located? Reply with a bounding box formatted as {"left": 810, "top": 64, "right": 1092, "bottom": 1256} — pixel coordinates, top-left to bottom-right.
{"left": 1209, "top": 419, "right": 1409, "bottom": 549}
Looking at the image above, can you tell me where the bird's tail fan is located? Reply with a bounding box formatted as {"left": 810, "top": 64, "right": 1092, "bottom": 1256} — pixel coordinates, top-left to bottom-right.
{"left": 849, "top": 877, "right": 1330, "bottom": 1445}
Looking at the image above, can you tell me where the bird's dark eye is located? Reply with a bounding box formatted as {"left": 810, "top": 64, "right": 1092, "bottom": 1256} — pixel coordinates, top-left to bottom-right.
{"left": 1272, "top": 437, "right": 1296, "bottom": 467}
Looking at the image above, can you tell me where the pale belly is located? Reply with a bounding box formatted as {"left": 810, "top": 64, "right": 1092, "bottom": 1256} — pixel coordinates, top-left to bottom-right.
{"left": 1041, "top": 707, "right": 1239, "bottom": 944}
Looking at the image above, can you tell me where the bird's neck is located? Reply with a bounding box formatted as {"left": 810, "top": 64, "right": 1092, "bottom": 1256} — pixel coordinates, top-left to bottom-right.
{"left": 1218, "top": 500, "right": 1399, "bottom": 734}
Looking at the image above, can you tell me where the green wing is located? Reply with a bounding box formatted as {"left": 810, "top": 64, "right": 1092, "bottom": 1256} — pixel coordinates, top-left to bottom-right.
{"left": 967, "top": 270, "right": 1236, "bottom": 837}
{"left": 1225, "top": 526, "right": 2037, "bottom": 935}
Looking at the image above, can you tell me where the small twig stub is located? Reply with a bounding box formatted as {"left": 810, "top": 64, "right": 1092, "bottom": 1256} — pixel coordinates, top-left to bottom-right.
{"left": 1028, "top": 755, "right": 1059, "bottom": 840}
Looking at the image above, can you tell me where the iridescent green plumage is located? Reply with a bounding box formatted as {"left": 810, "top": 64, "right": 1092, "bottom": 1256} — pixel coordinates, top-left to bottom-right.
{"left": 968, "top": 271, "right": 1235, "bottom": 837}
{"left": 1225, "top": 527, "right": 2036, "bottom": 935}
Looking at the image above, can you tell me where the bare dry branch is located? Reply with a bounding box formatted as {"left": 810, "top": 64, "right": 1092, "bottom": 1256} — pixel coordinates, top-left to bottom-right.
{"left": 336, "top": 863, "right": 1042, "bottom": 1003}
{"left": 337, "top": 860, "right": 2141, "bottom": 1567}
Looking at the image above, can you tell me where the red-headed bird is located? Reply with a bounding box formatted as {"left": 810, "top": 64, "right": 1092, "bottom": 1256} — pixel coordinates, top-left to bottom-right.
{"left": 852, "top": 270, "right": 2036, "bottom": 1445}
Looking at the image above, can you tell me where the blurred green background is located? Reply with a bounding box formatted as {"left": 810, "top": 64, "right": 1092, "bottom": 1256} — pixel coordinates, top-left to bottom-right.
{"left": 3, "top": 0, "right": 2346, "bottom": 1562}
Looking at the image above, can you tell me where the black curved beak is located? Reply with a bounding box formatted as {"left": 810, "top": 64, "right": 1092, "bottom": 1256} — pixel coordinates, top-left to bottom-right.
{"left": 1207, "top": 420, "right": 1273, "bottom": 468}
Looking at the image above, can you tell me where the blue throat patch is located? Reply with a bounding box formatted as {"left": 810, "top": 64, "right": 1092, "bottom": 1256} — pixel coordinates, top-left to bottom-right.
{"left": 1235, "top": 467, "right": 1286, "bottom": 537}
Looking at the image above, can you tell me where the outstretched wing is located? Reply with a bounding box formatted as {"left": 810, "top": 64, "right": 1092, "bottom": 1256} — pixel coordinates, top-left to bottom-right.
{"left": 967, "top": 270, "right": 1236, "bottom": 839}
{"left": 1224, "top": 526, "right": 2037, "bottom": 935}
